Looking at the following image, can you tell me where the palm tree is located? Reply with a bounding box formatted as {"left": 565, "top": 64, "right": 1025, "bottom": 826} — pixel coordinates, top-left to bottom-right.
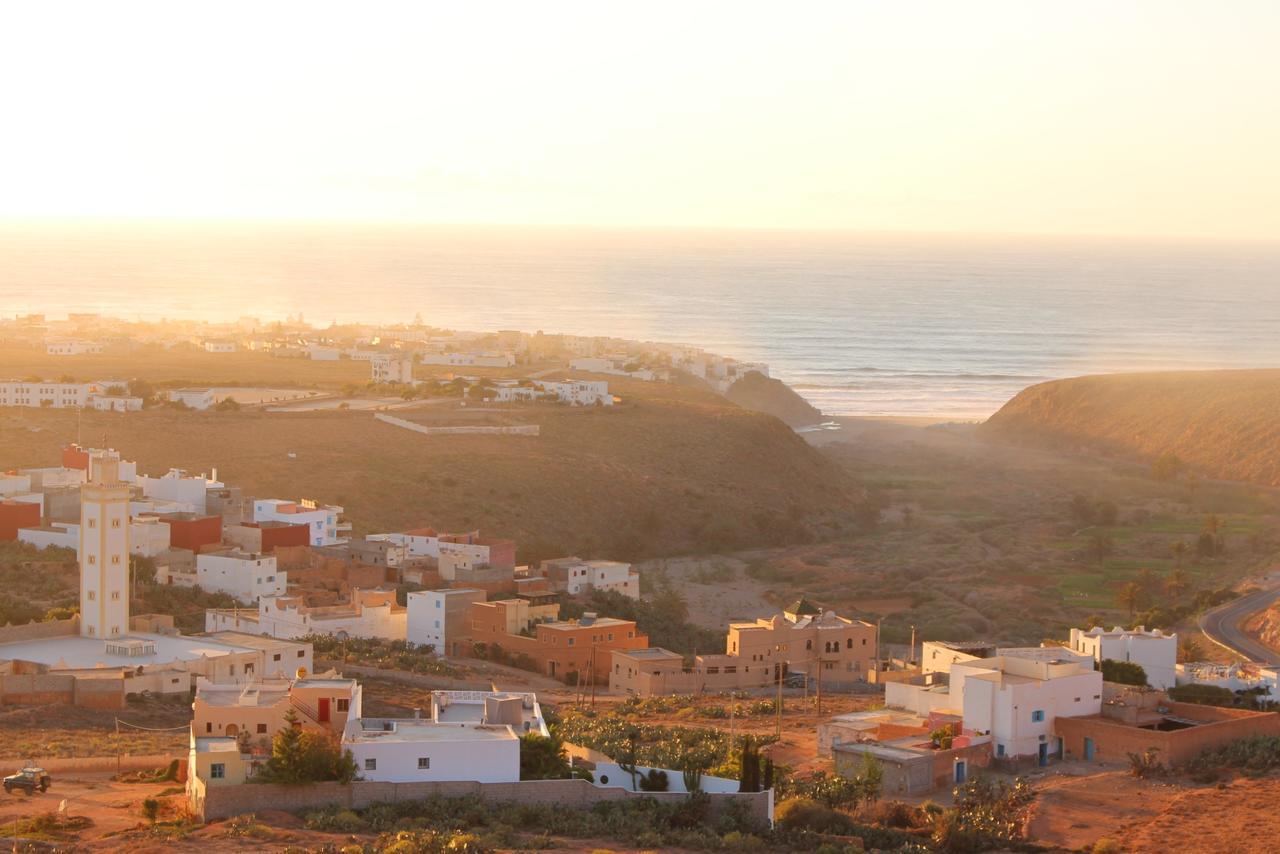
{"left": 1116, "top": 582, "right": 1143, "bottom": 618}
{"left": 1164, "top": 567, "right": 1190, "bottom": 599}
{"left": 1170, "top": 540, "right": 1188, "bottom": 566}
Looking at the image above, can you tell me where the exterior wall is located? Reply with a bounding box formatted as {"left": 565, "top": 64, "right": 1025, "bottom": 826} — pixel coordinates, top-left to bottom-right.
{"left": 129, "top": 517, "right": 171, "bottom": 557}
{"left": 137, "top": 470, "right": 212, "bottom": 514}
{"left": 921, "top": 642, "right": 986, "bottom": 676}
{"left": 958, "top": 662, "right": 1103, "bottom": 760}
{"left": 91, "top": 396, "right": 143, "bottom": 411}
{"left": 80, "top": 483, "right": 131, "bottom": 640}
{"left": 464, "top": 603, "right": 647, "bottom": 684}
{"left": 250, "top": 591, "right": 407, "bottom": 641}
{"left": 1055, "top": 704, "right": 1280, "bottom": 766}
{"left": 162, "top": 515, "right": 223, "bottom": 552}
{"left": 729, "top": 614, "right": 877, "bottom": 686}
{"left": 17, "top": 523, "right": 79, "bottom": 553}
{"left": 196, "top": 552, "right": 286, "bottom": 602}
{"left": 0, "top": 381, "right": 94, "bottom": 408}
{"left": 0, "top": 501, "right": 41, "bottom": 540}
{"left": 1069, "top": 627, "right": 1178, "bottom": 691}
{"left": 254, "top": 500, "right": 348, "bottom": 547}
{"left": 407, "top": 589, "right": 486, "bottom": 657}
{"left": 885, "top": 681, "right": 958, "bottom": 717}
{"left": 347, "top": 732, "right": 518, "bottom": 784}
{"left": 193, "top": 777, "right": 772, "bottom": 826}
{"left": 371, "top": 357, "right": 414, "bottom": 383}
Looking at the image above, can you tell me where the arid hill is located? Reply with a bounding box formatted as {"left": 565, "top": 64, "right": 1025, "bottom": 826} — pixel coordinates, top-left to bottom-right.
{"left": 981, "top": 370, "right": 1280, "bottom": 486}
{"left": 723, "top": 371, "right": 824, "bottom": 427}
{"left": 0, "top": 379, "right": 860, "bottom": 563}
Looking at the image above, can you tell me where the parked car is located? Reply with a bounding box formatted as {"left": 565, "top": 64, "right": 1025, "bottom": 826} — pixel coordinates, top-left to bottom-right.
{"left": 3, "top": 767, "right": 51, "bottom": 795}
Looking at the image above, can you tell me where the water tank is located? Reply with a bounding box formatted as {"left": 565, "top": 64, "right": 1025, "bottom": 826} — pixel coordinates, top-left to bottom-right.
{"left": 484, "top": 694, "right": 524, "bottom": 727}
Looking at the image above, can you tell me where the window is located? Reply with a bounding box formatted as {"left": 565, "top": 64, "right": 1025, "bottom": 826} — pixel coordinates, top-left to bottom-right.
{"left": 996, "top": 744, "right": 1005, "bottom": 758}
{"left": 297, "top": 650, "right": 306, "bottom": 658}
{"left": 806, "top": 640, "right": 812, "bottom": 651}
{"left": 567, "top": 637, "right": 575, "bottom": 647}
{"left": 88, "top": 555, "right": 96, "bottom": 565}
{"left": 111, "top": 519, "right": 121, "bottom": 529}
{"left": 88, "top": 518, "right": 96, "bottom": 529}
{"left": 435, "top": 600, "right": 441, "bottom": 608}
{"left": 245, "top": 664, "right": 254, "bottom": 674}
{"left": 418, "top": 757, "right": 430, "bottom": 769}
{"left": 608, "top": 633, "right": 614, "bottom": 642}
{"left": 1074, "top": 697, "right": 1081, "bottom": 703}
{"left": 112, "top": 555, "right": 121, "bottom": 565}
{"left": 87, "top": 590, "right": 96, "bottom": 601}
{"left": 206, "top": 722, "right": 213, "bottom": 733}
{"left": 862, "top": 638, "right": 867, "bottom": 646}
{"left": 1031, "top": 710, "right": 1045, "bottom": 723}
{"left": 257, "top": 723, "right": 268, "bottom": 734}
{"left": 846, "top": 638, "right": 853, "bottom": 649}
{"left": 111, "top": 591, "right": 120, "bottom": 601}
{"left": 365, "top": 758, "right": 377, "bottom": 771}
{"left": 337, "top": 699, "right": 349, "bottom": 712}
{"left": 273, "top": 653, "right": 282, "bottom": 662}
{"left": 210, "top": 763, "right": 225, "bottom": 779}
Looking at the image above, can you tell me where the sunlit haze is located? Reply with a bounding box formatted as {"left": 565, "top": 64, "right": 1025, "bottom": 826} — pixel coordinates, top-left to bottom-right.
{"left": 3, "top": 0, "right": 1278, "bottom": 239}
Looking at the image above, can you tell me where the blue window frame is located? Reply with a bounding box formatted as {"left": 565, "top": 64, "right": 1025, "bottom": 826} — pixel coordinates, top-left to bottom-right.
{"left": 1031, "top": 710, "right": 1045, "bottom": 723}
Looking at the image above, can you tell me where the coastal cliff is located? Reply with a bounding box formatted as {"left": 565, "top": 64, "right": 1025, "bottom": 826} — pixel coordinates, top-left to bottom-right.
{"left": 981, "top": 369, "right": 1280, "bottom": 486}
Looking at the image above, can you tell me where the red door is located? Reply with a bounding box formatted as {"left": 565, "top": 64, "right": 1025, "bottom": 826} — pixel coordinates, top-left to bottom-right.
{"left": 318, "top": 697, "right": 330, "bottom": 723}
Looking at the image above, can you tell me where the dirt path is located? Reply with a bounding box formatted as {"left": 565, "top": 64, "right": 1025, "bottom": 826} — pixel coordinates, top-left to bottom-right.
{"left": 1025, "top": 768, "right": 1188, "bottom": 851}
{"left": 0, "top": 772, "right": 175, "bottom": 845}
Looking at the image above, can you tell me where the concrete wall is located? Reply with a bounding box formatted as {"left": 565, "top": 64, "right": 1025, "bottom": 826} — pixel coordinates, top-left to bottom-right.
{"left": 0, "top": 616, "right": 78, "bottom": 644}
{"left": 1055, "top": 704, "right": 1280, "bottom": 766}
{"left": 0, "top": 671, "right": 125, "bottom": 709}
{"left": 195, "top": 777, "right": 772, "bottom": 826}
{"left": 374, "top": 414, "right": 539, "bottom": 436}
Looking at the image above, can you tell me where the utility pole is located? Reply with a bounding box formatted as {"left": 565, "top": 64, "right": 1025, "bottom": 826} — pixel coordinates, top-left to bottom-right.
{"left": 590, "top": 643, "right": 597, "bottom": 709}
{"left": 910, "top": 624, "right": 917, "bottom": 665}
{"left": 816, "top": 657, "right": 823, "bottom": 717}
{"left": 774, "top": 645, "right": 784, "bottom": 738}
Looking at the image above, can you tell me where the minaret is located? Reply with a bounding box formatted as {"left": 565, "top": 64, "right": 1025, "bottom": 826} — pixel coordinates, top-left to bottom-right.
{"left": 79, "top": 449, "right": 130, "bottom": 639}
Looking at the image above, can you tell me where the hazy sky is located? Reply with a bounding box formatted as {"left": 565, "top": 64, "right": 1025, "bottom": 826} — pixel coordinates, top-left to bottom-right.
{"left": 3, "top": 1, "right": 1277, "bottom": 239}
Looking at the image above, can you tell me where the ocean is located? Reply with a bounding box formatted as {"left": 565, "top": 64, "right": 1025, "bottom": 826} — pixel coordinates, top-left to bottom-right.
{"left": 2, "top": 221, "right": 1278, "bottom": 420}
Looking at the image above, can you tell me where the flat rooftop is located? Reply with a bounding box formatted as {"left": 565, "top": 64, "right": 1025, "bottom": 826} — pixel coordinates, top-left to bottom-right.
{"left": 0, "top": 632, "right": 255, "bottom": 670}
{"left": 349, "top": 720, "right": 517, "bottom": 743}
{"left": 200, "top": 631, "right": 301, "bottom": 652}
{"left": 618, "top": 647, "right": 683, "bottom": 660}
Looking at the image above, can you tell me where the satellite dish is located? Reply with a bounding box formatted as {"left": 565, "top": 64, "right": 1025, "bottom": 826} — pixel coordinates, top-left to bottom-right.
{"left": 296, "top": 666, "right": 308, "bottom": 680}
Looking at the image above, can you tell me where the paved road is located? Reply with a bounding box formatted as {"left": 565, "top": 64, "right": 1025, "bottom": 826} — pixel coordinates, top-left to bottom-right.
{"left": 1199, "top": 585, "right": 1280, "bottom": 663}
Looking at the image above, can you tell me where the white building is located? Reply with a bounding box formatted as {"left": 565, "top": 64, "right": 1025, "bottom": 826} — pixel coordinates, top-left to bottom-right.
{"left": 1068, "top": 626, "right": 1177, "bottom": 690}
{"left": 534, "top": 379, "right": 613, "bottom": 406}
{"left": 168, "top": 388, "right": 216, "bottom": 410}
{"left": 137, "top": 468, "right": 221, "bottom": 515}
{"left": 1177, "top": 661, "right": 1280, "bottom": 702}
{"left": 540, "top": 557, "right": 640, "bottom": 599}
{"left": 45, "top": 339, "right": 102, "bottom": 356}
{"left": 18, "top": 521, "right": 79, "bottom": 553}
{"left": 406, "top": 588, "right": 486, "bottom": 656}
{"left": 80, "top": 462, "right": 131, "bottom": 640}
{"left": 91, "top": 396, "right": 143, "bottom": 412}
{"left": 431, "top": 690, "right": 549, "bottom": 737}
{"left": 418, "top": 351, "right": 515, "bottom": 368}
{"left": 0, "top": 380, "right": 95, "bottom": 409}
{"left": 130, "top": 516, "right": 172, "bottom": 557}
{"left": 306, "top": 345, "right": 341, "bottom": 361}
{"left": 196, "top": 550, "right": 286, "bottom": 603}
{"left": 887, "top": 648, "right": 1102, "bottom": 764}
{"left": 253, "top": 499, "right": 349, "bottom": 546}
{"left": 371, "top": 356, "right": 414, "bottom": 384}
{"left": 207, "top": 588, "right": 406, "bottom": 641}
{"left": 342, "top": 718, "right": 519, "bottom": 783}
{"left": 202, "top": 341, "right": 237, "bottom": 353}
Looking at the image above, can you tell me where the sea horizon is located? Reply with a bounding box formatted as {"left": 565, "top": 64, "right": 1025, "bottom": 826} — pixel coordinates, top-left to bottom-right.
{"left": 3, "top": 221, "right": 1279, "bottom": 420}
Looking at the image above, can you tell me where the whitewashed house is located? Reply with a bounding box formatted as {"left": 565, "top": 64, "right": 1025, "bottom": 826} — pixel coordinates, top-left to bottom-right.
{"left": 196, "top": 550, "right": 286, "bottom": 603}
{"left": 168, "top": 388, "right": 217, "bottom": 410}
{"left": 1069, "top": 626, "right": 1177, "bottom": 690}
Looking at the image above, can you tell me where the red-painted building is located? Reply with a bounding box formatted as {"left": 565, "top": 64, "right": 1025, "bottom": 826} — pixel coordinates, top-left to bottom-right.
{"left": 161, "top": 513, "right": 223, "bottom": 553}
{"left": 62, "top": 445, "right": 90, "bottom": 471}
{"left": 224, "top": 521, "right": 310, "bottom": 554}
{"left": 0, "top": 501, "right": 41, "bottom": 541}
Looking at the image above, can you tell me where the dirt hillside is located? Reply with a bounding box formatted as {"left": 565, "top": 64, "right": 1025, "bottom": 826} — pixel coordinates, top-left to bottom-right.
{"left": 981, "top": 369, "right": 1280, "bottom": 485}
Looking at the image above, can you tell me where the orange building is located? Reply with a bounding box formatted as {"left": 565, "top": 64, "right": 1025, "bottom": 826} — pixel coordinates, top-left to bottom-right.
{"left": 464, "top": 601, "right": 647, "bottom": 684}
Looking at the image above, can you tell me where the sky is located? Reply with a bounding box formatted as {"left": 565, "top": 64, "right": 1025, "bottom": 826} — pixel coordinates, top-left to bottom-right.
{"left": 2, "top": 1, "right": 1278, "bottom": 240}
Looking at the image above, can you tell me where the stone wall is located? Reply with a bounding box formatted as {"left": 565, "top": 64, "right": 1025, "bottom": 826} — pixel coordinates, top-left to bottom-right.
{"left": 196, "top": 778, "right": 772, "bottom": 826}
{"left": 0, "top": 671, "right": 125, "bottom": 709}
{"left": 0, "top": 616, "right": 79, "bottom": 645}
{"left": 374, "top": 414, "right": 540, "bottom": 436}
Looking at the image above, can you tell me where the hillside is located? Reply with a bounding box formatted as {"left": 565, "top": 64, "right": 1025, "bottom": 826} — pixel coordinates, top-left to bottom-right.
{"left": 0, "top": 379, "right": 860, "bottom": 563}
{"left": 981, "top": 370, "right": 1280, "bottom": 486}
{"left": 723, "top": 371, "right": 824, "bottom": 427}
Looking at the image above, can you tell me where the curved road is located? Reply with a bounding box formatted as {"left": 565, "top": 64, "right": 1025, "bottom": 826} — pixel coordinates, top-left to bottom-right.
{"left": 1199, "top": 585, "right": 1280, "bottom": 663}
